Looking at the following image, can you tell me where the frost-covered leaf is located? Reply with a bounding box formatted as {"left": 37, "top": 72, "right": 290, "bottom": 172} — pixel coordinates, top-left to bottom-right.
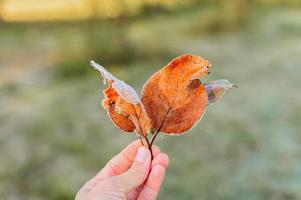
{"left": 205, "top": 79, "right": 236, "bottom": 105}
{"left": 91, "top": 61, "right": 152, "bottom": 136}
{"left": 141, "top": 54, "right": 212, "bottom": 134}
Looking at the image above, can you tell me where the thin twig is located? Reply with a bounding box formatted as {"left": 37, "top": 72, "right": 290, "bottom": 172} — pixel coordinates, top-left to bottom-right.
{"left": 139, "top": 136, "right": 144, "bottom": 146}
{"left": 143, "top": 135, "right": 153, "bottom": 160}
{"left": 150, "top": 130, "right": 159, "bottom": 146}
{"left": 129, "top": 105, "right": 153, "bottom": 158}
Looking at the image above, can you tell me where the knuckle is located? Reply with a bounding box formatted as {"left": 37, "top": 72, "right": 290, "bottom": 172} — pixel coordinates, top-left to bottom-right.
{"left": 108, "top": 160, "right": 123, "bottom": 174}
{"left": 138, "top": 188, "right": 158, "bottom": 200}
{"left": 130, "top": 163, "right": 146, "bottom": 175}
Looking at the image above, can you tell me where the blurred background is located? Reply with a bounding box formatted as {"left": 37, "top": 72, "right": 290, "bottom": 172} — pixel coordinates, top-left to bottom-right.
{"left": 1, "top": 0, "right": 301, "bottom": 199}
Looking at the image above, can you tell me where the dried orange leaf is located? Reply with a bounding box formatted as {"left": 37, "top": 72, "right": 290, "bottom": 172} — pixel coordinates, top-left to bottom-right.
{"left": 91, "top": 61, "right": 140, "bottom": 103}
{"left": 142, "top": 54, "right": 212, "bottom": 134}
{"left": 91, "top": 61, "right": 152, "bottom": 136}
{"left": 108, "top": 104, "right": 136, "bottom": 132}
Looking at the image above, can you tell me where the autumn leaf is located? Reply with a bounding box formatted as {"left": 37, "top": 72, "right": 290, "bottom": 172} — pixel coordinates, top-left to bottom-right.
{"left": 91, "top": 61, "right": 152, "bottom": 136}
{"left": 205, "top": 79, "right": 237, "bottom": 105}
{"left": 103, "top": 85, "right": 136, "bottom": 132}
{"left": 141, "top": 54, "right": 213, "bottom": 134}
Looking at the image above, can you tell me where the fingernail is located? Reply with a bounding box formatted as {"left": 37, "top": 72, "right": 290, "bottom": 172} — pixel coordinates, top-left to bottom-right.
{"left": 136, "top": 147, "right": 148, "bottom": 162}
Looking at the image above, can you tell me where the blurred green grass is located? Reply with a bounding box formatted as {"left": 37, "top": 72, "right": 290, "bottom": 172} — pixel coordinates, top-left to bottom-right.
{"left": 1, "top": 3, "right": 301, "bottom": 200}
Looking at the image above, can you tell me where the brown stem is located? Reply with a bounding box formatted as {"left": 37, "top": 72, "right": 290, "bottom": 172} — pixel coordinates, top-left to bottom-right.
{"left": 143, "top": 135, "right": 153, "bottom": 160}
{"left": 139, "top": 136, "right": 144, "bottom": 146}
{"left": 150, "top": 130, "right": 159, "bottom": 146}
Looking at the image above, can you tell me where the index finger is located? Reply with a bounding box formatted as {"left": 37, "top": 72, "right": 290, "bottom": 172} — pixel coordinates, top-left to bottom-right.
{"left": 97, "top": 140, "right": 142, "bottom": 178}
{"left": 77, "top": 140, "right": 142, "bottom": 196}
{"left": 96, "top": 140, "right": 160, "bottom": 179}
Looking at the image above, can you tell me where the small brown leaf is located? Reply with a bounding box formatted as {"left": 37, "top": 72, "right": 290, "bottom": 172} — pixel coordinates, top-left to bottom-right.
{"left": 141, "top": 54, "right": 212, "bottom": 134}
{"left": 205, "top": 79, "right": 235, "bottom": 105}
{"left": 91, "top": 61, "right": 152, "bottom": 136}
{"left": 107, "top": 104, "right": 136, "bottom": 132}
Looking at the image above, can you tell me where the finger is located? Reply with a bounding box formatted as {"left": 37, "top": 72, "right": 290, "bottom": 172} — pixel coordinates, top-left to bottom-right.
{"left": 127, "top": 185, "right": 144, "bottom": 200}
{"left": 151, "top": 153, "right": 169, "bottom": 168}
{"left": 98, "top": 142, "right": 160, "bottom": 179}
{"left": 127, "top": 151, "right": 167, "bottom": 200}
{"left": 97, "top": 140, "right": 142, "bottom": 178}
{"left": 111, "top": 146, "right": 151, "bottom": 193}
{"left": 77, "top": 140, "right": 142, "bottom": 197}
{"left": 151, "top": 145, "right": 161, "bottom": 157}
{"left": 137, "top": 164, "right": 167, "bottom": 200}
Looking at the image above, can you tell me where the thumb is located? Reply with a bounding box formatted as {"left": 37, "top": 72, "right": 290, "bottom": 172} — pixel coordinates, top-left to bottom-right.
{"left": 112, "top": 146, "right": 151, "bottom": 192}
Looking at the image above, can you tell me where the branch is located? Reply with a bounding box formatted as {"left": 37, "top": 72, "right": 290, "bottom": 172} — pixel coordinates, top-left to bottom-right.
{"left": 143, "top": 136, "right": 153, "bottom": 160}
{"left": 139, "top": 136, "right": 144, "bottom": 146}
{"left": 150, "top": 130, "right": 159, "bottom": 146}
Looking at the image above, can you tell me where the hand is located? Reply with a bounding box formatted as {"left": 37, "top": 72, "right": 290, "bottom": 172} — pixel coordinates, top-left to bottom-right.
{"left": 76, "top": 140, "right": 169, "bottom": 200}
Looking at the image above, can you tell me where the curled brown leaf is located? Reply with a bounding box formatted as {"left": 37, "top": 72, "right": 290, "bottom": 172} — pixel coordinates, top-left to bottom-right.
{"left": 91, "top": 61, "right": 152, "bottom": 136}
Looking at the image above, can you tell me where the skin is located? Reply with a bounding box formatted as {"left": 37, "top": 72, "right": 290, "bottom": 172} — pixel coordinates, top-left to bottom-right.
{"left": 76, "top": 140, "right": 169, "bottom": 200}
